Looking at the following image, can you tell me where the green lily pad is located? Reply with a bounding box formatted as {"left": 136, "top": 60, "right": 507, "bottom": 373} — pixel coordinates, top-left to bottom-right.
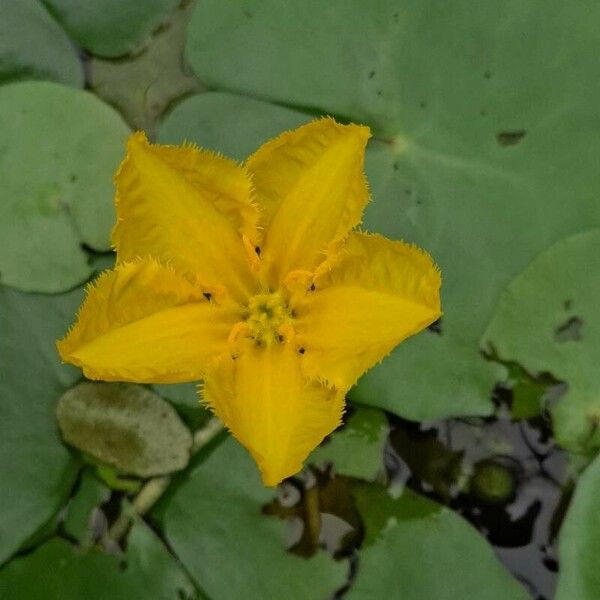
{"left": 87, "top": 250, "right": 116, "bottom": 275}
{"left": 0, "top": 521, "right": 198, "bottom": 599}
{"left": 0, "top": 285, "right": 82, "bottom": 564}
{"left": 57, "top": 382, "right": 193, "bottom": 477}
{"left": 42, "top": 0, "right": 180, "bottom": 58}
{"left": 152, "top": 382, "right": 200, "bottom": 409}
{"left": 152, "top": 383, "right": 212, "bottom": 431}
{"left": 88, "top": 3, "right": 201, "bottom": 134}
{"left": 186, "top": 0, "right": 600, "bottom": 421}
{"left": 309, "top": 407, "right": 388, "bottom": 481}
{"left": 556, "top": 453, "right": 600, "bottom": 599}
{"left": 159, "top": 91, "right": 309, "bottom": 159}
{"left": 347, "top": 483, "right": 528, "bottom": 599}
{"left": 0, "top": 0, "right": 83, "bottom": 86}
{"left": 483, "top": 230, "right": 600, "bottom": 454}
{"left": 0, "top": 82, "right": 130, "bottom": 293}
{"left": 162, "top": 437, "right": 347, "bottom": 599}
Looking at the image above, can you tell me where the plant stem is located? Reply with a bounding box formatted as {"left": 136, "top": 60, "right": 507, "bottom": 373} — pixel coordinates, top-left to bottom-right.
{"left": 304, "top": 483, "right": 322, "bottom": 548}
{"left": 107, "top": 417, "right": 224, "bottom": 543}
{"left": 191, "top": 416, "right": 225, "bottom": 452}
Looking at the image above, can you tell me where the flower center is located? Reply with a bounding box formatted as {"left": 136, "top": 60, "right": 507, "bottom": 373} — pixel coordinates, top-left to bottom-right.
{"left": 244, "top": 292, "right": 294, "bottom": 346}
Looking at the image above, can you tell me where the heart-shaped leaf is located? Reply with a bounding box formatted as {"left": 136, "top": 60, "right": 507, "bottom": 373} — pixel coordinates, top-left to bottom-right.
{"left": 185, "top": 0, "right": 600, "bottom": 422}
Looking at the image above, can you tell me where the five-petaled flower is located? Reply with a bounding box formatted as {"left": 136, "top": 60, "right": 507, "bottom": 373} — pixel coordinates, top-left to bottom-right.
{"left": 57, "top": 118, "right": 441, "bottom": 485}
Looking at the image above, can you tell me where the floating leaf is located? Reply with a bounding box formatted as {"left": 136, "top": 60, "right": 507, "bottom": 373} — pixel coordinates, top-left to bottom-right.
{"left": 483, "top": 230, "right": 600, "bottom": 454}
{"left": 0, "top": 285, "right": 82, "bottom": 564}
{"left": 152, "top": 383, "right": 212, "bottom": 430}
{"left": 152, "top": 382, "right": 199, "bottom": 409}
{"left": 0, "top": 82, "right": 129, "bottom": 293}
{"left": 555, "top": 453, "right": 600, "bottom": 599}
{"left": 87, "top": 251, "right": 116, "bottom": 275}
{"left": 347, "top": 483, "right": 528, "bottom": 599}
{"left": 57, "top": 382, "right": 193, "bottom": 477}
{"left": 159, "top": 91, "right": 309, "bottom": 159}
{"left": 88, "top": 3, "right": 200, "bottom": 134}
{"left": 42, "top": 0, "right": 179, "bottom": 58}
{"left": 186, "top": 0, "right": 600, "bottom": 422}
{"left": 309, "top": 407, "right": 388, "bottom": 481}
{"left": 161, "top": 437, "right": 347, "bottom": 599}
{"left": 0, "top": 521, "right": 198, "bottom": 599}
{"left": 0, "top": 0, "right": 83, "bottom": 87}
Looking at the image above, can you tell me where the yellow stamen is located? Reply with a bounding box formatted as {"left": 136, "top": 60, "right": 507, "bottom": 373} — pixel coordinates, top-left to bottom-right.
{"left": 245, "top": 292, "right": 294, "bottom": 346}
{"left": 228, "top": 321, "right": 250, "bottom": 346}
{"left": 242, "top": 234, "right": 261, "bottom": 272}
{"left": 283, "top": 269, "right": 314, "bottom": 292}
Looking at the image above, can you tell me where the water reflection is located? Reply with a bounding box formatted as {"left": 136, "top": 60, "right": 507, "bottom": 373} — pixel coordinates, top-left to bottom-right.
{"left": 386, "top": 388, "right": 569, "bottom": 600}
{"left": 265, "top": 382, "right": 571, "bottom": 600}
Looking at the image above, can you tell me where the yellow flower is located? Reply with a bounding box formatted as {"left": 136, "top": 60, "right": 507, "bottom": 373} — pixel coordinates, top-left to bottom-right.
{"left": 57, "top": 118, "right": 441, "bottom": 486}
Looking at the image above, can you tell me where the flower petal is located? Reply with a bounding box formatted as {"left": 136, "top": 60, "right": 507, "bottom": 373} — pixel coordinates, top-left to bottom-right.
{"left": 246, "top": 118, "right": 371, "bottom": 285}
{"left": 203, "top": 341, "right": 345, "bottom": 486}
{"left": 57, "top": 259, "right": 239, "bottom": 383}
{"left": 294, "top": 232, "right": 441, "bottom": 389}
{"left": 113, "top": 132, "right": 258, "bottom": 301}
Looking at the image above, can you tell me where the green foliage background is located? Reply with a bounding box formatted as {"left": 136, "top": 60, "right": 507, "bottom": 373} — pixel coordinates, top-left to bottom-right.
{"left": 0, "top": 1, "right": 598, "bottom": 598}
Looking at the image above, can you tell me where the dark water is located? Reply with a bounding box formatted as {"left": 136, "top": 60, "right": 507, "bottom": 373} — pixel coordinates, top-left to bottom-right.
{"left": 269, "top": 384, "right": 570, "bottom": 599}
{"left": 385, "top": 395, "right": 569, "bottom": 600}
